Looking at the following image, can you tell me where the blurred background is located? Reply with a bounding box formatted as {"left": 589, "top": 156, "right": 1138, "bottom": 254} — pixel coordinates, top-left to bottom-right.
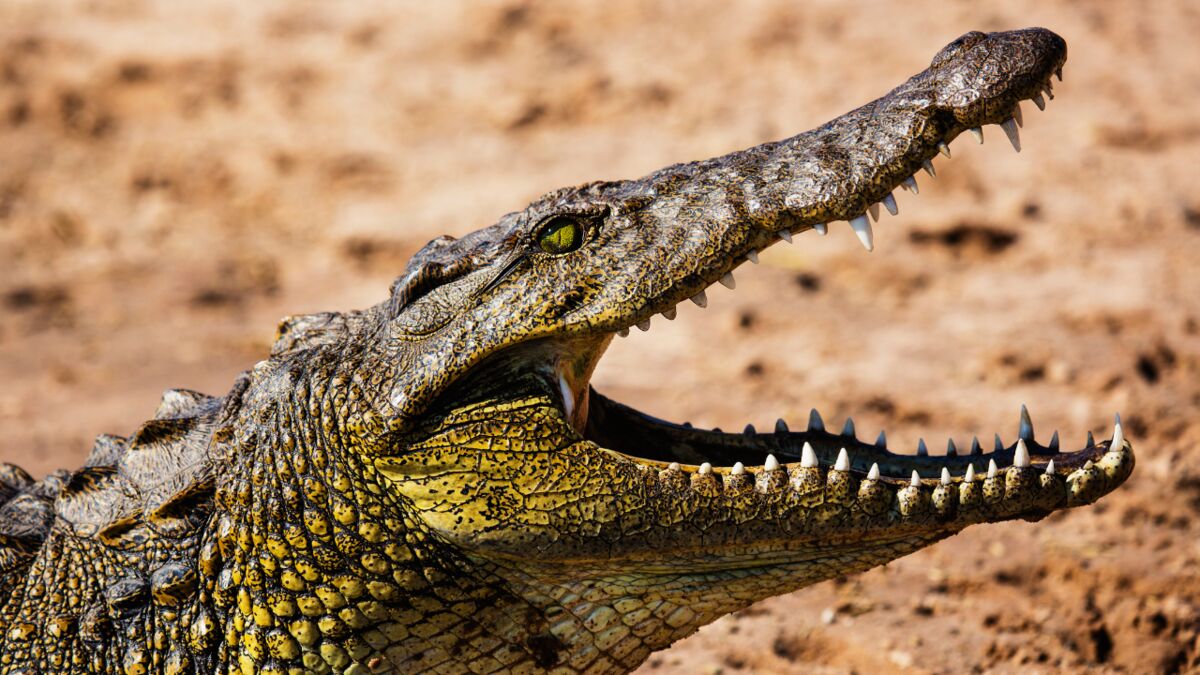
{"left": 1, "top": 1, "right": 1198, "bottom": 672}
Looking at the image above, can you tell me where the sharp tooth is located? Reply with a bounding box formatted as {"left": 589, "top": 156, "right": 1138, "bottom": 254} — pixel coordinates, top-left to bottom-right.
{"left": 849, "top": 215, "right": 874, "bottom": 252}
{"left": 775, "top": 418, "right": 789, "bottom": 434}
{"left": 746, "top": 249, "right": 759, "bottom": 264}
{"left": 731, "top": 462, "right": 745, "bottom": 475}
{"left": 987, "top": 459, "right": 998, "bottom": 479}
{"left": 1048, "top": 431, "right": 1059, "bottom": 453}
{"left": 1012, "top": 102, "right": 1024, "bottom": 128}
{"left": 867, "top": 463, "right": 880, "bottom": 480}
{"left": 808, "top": 409, "right": 825, "bottom": 432}
{"left": 780, "top": 230, "right": 793, "bottom": 243}
{"left": 1055, "top": 65, "right": 1063, "bottom": 81}
{"left": 917, "top": 439, "right": 928, "bottom": 456}
{"left": 1111, "top": 414, "right": 1124, "bottom": 451}
{"left": 668, "top": 462, "right": 681, "bottom": 471}
{"left": 922, "top": 159, "right": 936, "bottom": 177}
{"left": 902, "top": 176, "right": 919, "bottom": 194}
{"left": 1044, "top": 459, "right": 1056, "bottom": 475}
{"left": 1086, "top": 431, "right": 1095, "bottom": 447}
{"left": 814, "top": 222, "right": 828, "bottom": 235}
{"left": 882, "top": 192, "right": 898, "bottom": 216}
{"left": 719, "top": 271, "right": 736, "bottom": 289}
{"left": 662, "top": 306, "right": 677, "bottom": 320}
{"left": 875, "top": 430, "right": 887, "bottom": 449}
{"left": 868, "top": 203, "right": 880, "bottom": 220}
{"left": 699, "top": 462, "right": 712, "bottom": 475}
{"left": 1014, "top": 439, "right": 1031, "bottom": 468}
{"left": 800, "top": 442, "right": 818, "bottom": 468}
{"left": 743, "top": 424, "right": 756, "bottom": 436}
{"left": 1083, "top": 460, "right": 1094, "bottom": 470}
{"left": 1000, "top": 118, "right": 1021, "bottom": 152}
{"left": 970, "top": 436, "right": 982, "bottom": 455}
{"left": 690, "top": 290, "right": 708, "bottom": 307}
{"left": 1018, "top": 404, "right": 1034, "bottom": 441}
{"left": 969, "top": 127, "right": 984, "bottom": 144}
{"left": 637, "top": 318, "right": 651, "bottom": 331}
{"left": 834, "top": 447, "right": 850, "bottom": 472}
{"left": 1032, "top": 92, "right": 1046, "bottom": 110}
{"left": 764, "top": 454, "right": 780, "bottom": 472}
{"left": 1043, "top": 83, "right": 1054, "bottom": 100}
{"left": 964, "top": 464, "right": 976, "bottom": 483}
{"left": 994, "top": 434, "right": 1004, "bottom": 453}
{"left": 841, "top": 417, "right": 856, "bottom": 438}
{"left": 618, "top": 328, "right": 630, "bottom": 337}
{"left": 910, "top": 470, "right": 921, "bottom": 488}
{"left": 946, "top": 439, "right": 958, "bottom": 456}
{"left": 940, "top": 467, "right": 952, "bottom": 486}
{"left": 937, "top": 141, "right": 952, "bottom": 158}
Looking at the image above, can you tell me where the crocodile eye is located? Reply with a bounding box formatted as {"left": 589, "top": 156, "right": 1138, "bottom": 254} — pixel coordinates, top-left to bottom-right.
{"left": 536, "top": 216, "right": 585, "bottom": 255}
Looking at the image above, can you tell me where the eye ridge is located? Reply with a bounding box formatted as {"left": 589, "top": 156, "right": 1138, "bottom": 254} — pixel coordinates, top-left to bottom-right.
{"left": 536, "top": 215, "right": 586, "bottom": 255}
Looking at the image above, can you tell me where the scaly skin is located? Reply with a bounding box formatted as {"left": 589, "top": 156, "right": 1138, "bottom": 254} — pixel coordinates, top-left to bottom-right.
{"left": 0, "top": 28, "right": 1134, "bottom": 674}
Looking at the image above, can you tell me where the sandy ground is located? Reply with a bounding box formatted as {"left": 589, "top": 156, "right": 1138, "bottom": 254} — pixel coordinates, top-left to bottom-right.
{"left": 2, "top": 1, "right": 1199, "bottom": 672}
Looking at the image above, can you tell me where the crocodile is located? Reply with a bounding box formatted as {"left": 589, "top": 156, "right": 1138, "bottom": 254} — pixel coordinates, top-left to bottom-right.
{"left": 0, "top": 27, "right": 1134, "bottom": 674}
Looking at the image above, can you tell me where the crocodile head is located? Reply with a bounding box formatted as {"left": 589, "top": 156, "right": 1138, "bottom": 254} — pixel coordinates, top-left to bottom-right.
{"left": 286, "top": 27, "right": 1130, "bottom": 672}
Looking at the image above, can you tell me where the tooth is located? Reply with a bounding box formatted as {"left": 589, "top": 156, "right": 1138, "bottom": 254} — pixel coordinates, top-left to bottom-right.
{"left": 699, "top": 462, "right": 712, "bottom": 475}
{"left": 690, "top": 290, "right": 708, "bottom": 307}
{"left": 1111, "top": 414, "right": 1124, "bottom": 451}
{"left": 875, "top": 430, "right": 887, "bottom": 449}
{"left": 1044, "top": 459, "right": 1056, "bottom": 475}
{"left": 1055, "top": 65, "right": 1063, "bottom": 81}
{"left": 987, "top": 459, "right": 998, "bottom": 479}
{"left": 834, "top": 447, "right": 850, "bottom": 472}
{"left": 1043, "top": 83, "right": 1054, "bottom": 100}
{"left": 764, "top": 454, "right": 780, "bottom": 472}
{"left": 1018, "top": 404, "right": 1034, "bottom": 441}
{"left": 618, "top": 328, "right": 630, "bottom": 337}
{"left": 814, "top": 222, "right": 828, "bottom": 235}
{"left": 800, "top": 442, "right": 818, "bottom": 468}
{"left": 922, "top": 159, "right": 936, "bottom": 177}
{"left": 841, "top": 417, "right": 856, "bottom": 438}
{"left": 994, "top": 434, "right": 1004, "bottom": 453}
{"left": 746, "top": 249, "right": 759, "bottom": 264}
{"left": 637, "top": 318, "right": 651, "bottom": 331}
{"left": 937, "top": 141, "right": 952, "bottom": 158}
{"left": 779, "top": 230, "right": 793, "bottom": 243}
{"left": 668, "top": 462, "right": 681, "bottom": 471}
{"left": 868, "top": 203, "right": 880, "bottom": 220}
{"left": 731, "top": 462, "right": 745, "bottom": 475}
{"left": 946, "top": 439, "right": 958, "bottom": 456}
{"left": 1083, "top": 460, "right": 1094, "bottom": 470}
{"left": 1012, "top": 103, "right": 1023, "bottom": 128}
{"left": 917, "top": 439, "right": 928, "bottom": 456}
{"left": 849, "top": 215, "right": 874, "bottom": 251}
{"left": 964, "top": 464, "right": 976, "bottom": 483}
{"left": 867, "top": 463, "right": 880, "bottom": 480}
{"left": 1086, "top": 431, "right": 1095, "bottom": 447}
{"left": 882, "top": 192, "right": 898, "bottom": 216}
{"left": 970, "top": 436, "right": 982, "bottom": 455}
{"left": 1014, "top": 439, "right": 1031, "bottom": 468}
{"left": 1032, "top": 92, "right": 1046, "bottom": 110}
{"left": 1048, "top": 431, "right": 1059, "bottom": 453}
{"left": 969, "top": 127, "right": 984, "bottom": 144}
{"left": 808, "top": 409, "right": 825, "bottom": 432}
{"left": 743, "top": 424, "right": 756, "bottom": 436}
{"left": 910, "top": 470, "right": 921, "bottom": 488}
{"left": 940, "top": 467, "right": 951, "bottom": 486}
{"left": 902, "top": 176, "right": 919, "bottom": 194}
{"left": 719, "top": 271, "right": 736, "bottom": 289}
{"left": 1000, "top": 118, "right": 1021, "bottom": 152}
{"left": 775, "top": 418, "right": 789, "bottom": 433}
{"left": 662, "top": 306, "right": 677, "bottom": 320}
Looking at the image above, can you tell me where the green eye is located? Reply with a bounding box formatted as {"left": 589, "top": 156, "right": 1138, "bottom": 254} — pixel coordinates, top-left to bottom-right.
{"left": 537, "top": 217, "right": 585, "bottom": 255}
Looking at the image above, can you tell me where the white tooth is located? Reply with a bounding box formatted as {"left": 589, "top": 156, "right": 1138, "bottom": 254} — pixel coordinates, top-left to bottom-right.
{"left": 637, "top": 318, "right": 651, "bottom": 331}
{"left": 946, "top": 439, "right": 958, "bottom": 456}
{"left": 618, "top": 328, "right": 630, "bottom": 337}
{"left": 699, "top": 462, "right": 712, "bottom": 475}
{"left": 743, "top": 424, "right": 756, "bottom": 436}
{"left": 987, "top": 459, "right": 998, "bottom": 479}
{"left": 910, "top": 470, "right": 921, "bottom": 488}
{"left": 814, "top": 222, "right": 828, "bottom": 235}
{"left": 917, "top": 439, "right": 928, "bottom": 456}
{"left": 719, "top": 271, "right": 736, "bottom": 289}
{"left": 779, "top": 230, "right": 793, "bottom": 243}
{"left": 690, "top": 290, "right": 707, "bottom": 307}
{"left": 775, "top": 418, "right": 789, "bottom": 433}
{"left": 994, "top": 434, "right": 1004, "bottom": 452}
{"left": 662, "top": 306, "right": 677, "bottom": 320}
{"left": 1014, "top": 439, "right": 1031, "bottom": 468}
{"left": 746, "top": 249, "right": 759, "bottom": 264}
{"left": 1012, "top": 102, "right": 1023, "bottom": 128}
{"left": 937, "top": 141, "right": 952, "bottom": 158}
{"left": 808, "top": 409, "right": 825, "bottom": 432}
{"left": 1111, "top": 414, "right": 1124, "bottom": 451}
{"left": 882, "top": 192, "right": 898, "bottom": 216}
{"left": 1019, "top": 404, "right": 1034, "bottom": 440}
{"left": 1044, "top": 459, "right": 1056, "bottom": 475}
{"left": 1083, "top": 460, "right": 1094, "bottom": 470}
{"left": 1000, "top": 118, "right": 1021, "bottom": 152}
{"left": 731, "top": 462, "right": 745, "bottom": 475}
{"left": 940, "top": 467, "right": 951, "bottom": 486}
{"left": 668, "top": 462, "right": 681, "bottom": 471}
{"left": 922, "top": 159, "right": 936, "bottom": 177}
{"left": 834, "top": 447, "right": 850, "bottom": 472}
{"left": 902, "top": 176, "right": 919, "bottom": 194}
{"left": 867, "top": 463, "right": 880, "bottom": 480}
{"left": 969, "top": 127, "right": 984, "bottom": 144}
{"left": 841, "top": 417, "right": 856, "bottom": 438}
{"left": 875, "top": 430, "right": 887, "bottom": 448}
{"left": 868, "top": 203, "right": 880, "bottom": 220}
{"left": 849, "top": 215, "right": 874, "bottom": 252}
{"left": 964, "top": 464, "right": 976, "bottom": 483}
{"left": 800, "top": 442, "right": 818, "bottom": 468}
{"left": 764, "top": 454, "right": 780, "bottom": 472}
{"left": 1032, "top": 92, "right": 1046, "bottom": 110}
{"left": 971, "top": 436, "right": 982, "bottom": 455}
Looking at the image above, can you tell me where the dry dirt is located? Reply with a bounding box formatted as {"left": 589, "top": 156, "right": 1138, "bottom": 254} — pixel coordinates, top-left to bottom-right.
{"left": 2, "top": 1, "right": 1199, "bottom": 673}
